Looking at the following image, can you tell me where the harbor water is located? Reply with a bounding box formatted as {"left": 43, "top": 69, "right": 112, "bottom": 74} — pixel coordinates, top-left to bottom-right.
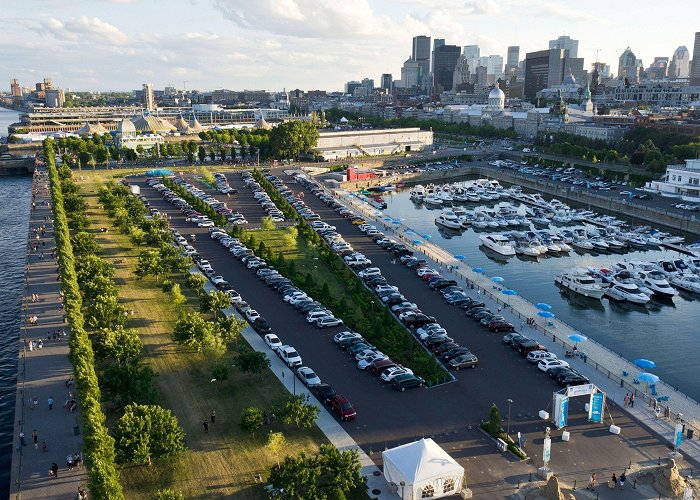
{"left": 0, "top": 107, "right": 19, "bottom": 138}
{"left": 382, "top": 184, "right": 700, "bottom": 402}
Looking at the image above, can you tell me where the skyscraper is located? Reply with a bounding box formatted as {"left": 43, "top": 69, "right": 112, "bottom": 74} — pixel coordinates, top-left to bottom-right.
{"left": 506, "top": 46, "right": 520, "bottom": 73}
{"left": 669, "top": 46, "right": 690, "bottom": 78}
{"left": 549, "top": 35, "right": 579, "bottom": 58}
{"left": 487, "top": 55, "right": 504, "bottom": 79}
{"left": 524, "top": 49, "right": 551, "bottom": 99}
{"left": 412, "top": 35, "right": 431, "bottom": 90}
{"left": 618, "top": 47, "right": 639, "bottom": 82}
{"left": 380, "top": 74, "right": 393, "bottom": 92}
{"left": 142, "top": 83, "right": 155, "bottom": 111}
{"left": 690, "top": 32, "right": 700, "bottom": 85}
{"left": 432, "top": 44, "right": 461, "bottom": 93}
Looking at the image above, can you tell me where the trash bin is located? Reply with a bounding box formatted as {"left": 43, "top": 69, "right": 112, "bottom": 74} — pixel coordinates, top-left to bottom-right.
{"left": 687, "top": 429, "right": 694, "bottom": 440}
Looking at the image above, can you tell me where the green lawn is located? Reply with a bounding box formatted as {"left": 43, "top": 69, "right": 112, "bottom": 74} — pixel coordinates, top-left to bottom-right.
{"left": 79, "top": 175, "right": 327, "bottom": 499}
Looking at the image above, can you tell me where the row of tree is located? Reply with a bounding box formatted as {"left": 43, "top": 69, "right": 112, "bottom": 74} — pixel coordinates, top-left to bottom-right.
{"left": 44, "top": 139, "right": 125, "bottom": 498}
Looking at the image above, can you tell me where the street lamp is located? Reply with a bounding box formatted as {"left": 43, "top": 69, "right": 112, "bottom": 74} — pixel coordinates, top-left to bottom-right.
{"left": 507, "top": 398, "right": 514, "bottom": 436}
{"left": 399, "top": 480, "right": 405, "bottom": 499}
{"left": 370, "top": 300, "right": 374, "bottom": 313}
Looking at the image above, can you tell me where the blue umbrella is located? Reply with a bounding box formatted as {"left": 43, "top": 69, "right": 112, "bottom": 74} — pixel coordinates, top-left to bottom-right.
{"left": 538, "top": 311, "right": 555, "bottom": 318}
{"left": 384, "top": 217, "right": 393, "bottom": 221}
{"left": 491, "top": 276, "right": 505, "bottom": 283}
{"left": 392, "top": 220, "right": 401, "bottom": 224}
{"left": 454, "top": 255, "right": 466, "bottom": 260}
{"left": 536, "top": 303, "right": 552, "bottom": 311}
{"left": 412, "top": 239, "right": 423, "bottom": 245}
{"left": 421, "top": 234, "right": 432, "bottom": 239}
{"left": 637, "top": 372, "right": 660, "bottom": 384}
{"left": 634, "top": 358, "right": 657, "bottom": 370}
{"left": 472, "top": 267, "right": 485, "bottom": 273}
{"left": 568, "top": 333, "right": 588, "bottom": 343}
{"left": 502, "top": 289, "right": 517, "bottom": 296}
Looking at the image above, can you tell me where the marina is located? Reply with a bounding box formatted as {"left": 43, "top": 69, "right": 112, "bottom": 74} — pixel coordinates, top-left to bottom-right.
{"left": 350, "top": 177, "right": 700, "bottom": 402}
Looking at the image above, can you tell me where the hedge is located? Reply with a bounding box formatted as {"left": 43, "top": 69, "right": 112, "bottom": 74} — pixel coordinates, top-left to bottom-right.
{"left": 45, "top": 139, "right": 125, "bottom": 499}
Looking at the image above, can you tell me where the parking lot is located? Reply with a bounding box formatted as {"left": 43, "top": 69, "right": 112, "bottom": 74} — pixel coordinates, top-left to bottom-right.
{"left": 132, "top": 171, "right": 683, "bottom": 494}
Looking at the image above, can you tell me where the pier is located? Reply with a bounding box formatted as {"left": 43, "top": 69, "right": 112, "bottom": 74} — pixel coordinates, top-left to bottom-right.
{"left": 10, "top": 169, "right": 87, "bottom": 498}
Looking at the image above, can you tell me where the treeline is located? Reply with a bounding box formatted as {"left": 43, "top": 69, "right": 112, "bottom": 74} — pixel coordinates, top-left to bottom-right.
{"left": 324, "top": 108, "right": 517, "bottom": 139}
{"left": 45, "top": 139, "right": 125, "bottom": 498}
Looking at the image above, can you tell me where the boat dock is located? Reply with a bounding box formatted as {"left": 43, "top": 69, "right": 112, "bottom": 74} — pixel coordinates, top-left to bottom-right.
{"left": 660, "top": 242, "right": 696, "bottom": 256}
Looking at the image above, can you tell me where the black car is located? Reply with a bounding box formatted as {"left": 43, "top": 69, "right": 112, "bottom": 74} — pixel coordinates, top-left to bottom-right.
{"left": 433, "top": 342, "right": 459, "bottom": 354}
{"left": 557, "top": 371, "right": 590, "bottom": 386}
{"left": 461, "top": 300, "right": 484, "bottom": 310}
{"left": 443, "top": 347, "right": 472, "bottom": 360}
{"left": 425, "top": 335, "right": 453, "bottom": 347}
{"left": 548, "top": 366, "right": 575, "bottom": 379}
{"left": 392, "top": 374, "right": 425, "bottom": 391}
{"left": 338, "top": 337, "right": 366, "bottom": 349}
{"left": 503, "top": 333, "right": 527, "bottom": 345}
{"left": 430, "top": 279, "right": 458, "bottom": 290}
{"left": 404, "top": 314, "right": 437, "bottom": 327}
{"left": 466, "top": 307, "right": 489, "bottom": 318}
{"left": 473, "top": 310, "right": 494, "bottom": 321}
{"left": 252, "top": 317, "right": 272, "bottom": 334}
{"left": 314, "top": 383, "right": 337, "bottom": 404}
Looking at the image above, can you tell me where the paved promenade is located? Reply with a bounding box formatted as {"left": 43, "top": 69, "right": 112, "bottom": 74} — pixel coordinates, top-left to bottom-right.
{"left": 337, "top": 187, "right": 700, "bottom": 464}
{"left": 10, "top": 169, "right": 87, "bottom": 499}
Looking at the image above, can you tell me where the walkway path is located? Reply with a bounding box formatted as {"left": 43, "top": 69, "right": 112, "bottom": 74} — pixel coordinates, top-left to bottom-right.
{"left": 336, "top": 186, "right": 700, "bottom": 468}
{"left": 10, "top": 169, "right": 87, "bottom": 499}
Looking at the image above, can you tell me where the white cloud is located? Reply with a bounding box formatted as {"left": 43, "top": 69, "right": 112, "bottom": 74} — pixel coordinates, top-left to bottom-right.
{"left": 40, "top": 15, "right": 129, "bottom": 44}
{"left": 463, "top": 0, "right": 501, "bottom": 15}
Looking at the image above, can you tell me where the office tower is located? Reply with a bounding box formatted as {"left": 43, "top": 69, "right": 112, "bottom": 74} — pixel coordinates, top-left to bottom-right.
{"left": 412, "top": 35, "right": 431, "bottom": 90}
{"left": 669, "top": 46, "right": 690, "bottom": 78}
{"left": 463, "top": 45, "right": 480, "bottom": 62}
{"left": 549, "top": 35, "right": 579, "bottom": 58}
{"left": 380, "top": 74, "right": 393, "bottom": 92}
{"left": 43, "top": 78, "right": 53, "bottom": 90}
{"left": 592, "top": 61, "right": 611, "bottom": 78}
{"left": 432, "top": 44, "right": 461, "bottom": 93}
{"left": 10, "top": 79, "right": 22, "bottom": 97}
{"left": 142, "top": 83, "right": 155, "bottom": 111}
{"left": 453, "top": 55, "right": 471, "bottom": 90}
{"left": 647, "top": 57, "right": 669, "bottom": 79}
{"left": 690, "top": 32, "right": 700, "bottom": 85}
{"left": 345, "top": 81, "right": 362, "bottom": 94}
{"left": 400, "top": 58, "right": 421, "bottom": 88}
{"left": 487, "top": 55, "right": 504, "bottom": 79}
{"left": 618, "top": 47, "right": 639, "bottom": 82}
{"left": 524, "top": 49, "right": 552, "bottom": 99}
{"left": 506, "top": 46, "right": 520, "bottom": 73}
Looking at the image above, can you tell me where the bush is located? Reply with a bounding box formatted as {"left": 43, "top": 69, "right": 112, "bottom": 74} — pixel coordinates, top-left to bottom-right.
{"left": 212, "top": 363, "right": 229, "bottom": 381}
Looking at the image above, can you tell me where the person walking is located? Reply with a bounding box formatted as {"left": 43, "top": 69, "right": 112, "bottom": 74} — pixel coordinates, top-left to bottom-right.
{"left": 624, "top": 393, "right": 630, "bottom": 407}
{"left": 619, "top": 471, "right": 626, "bottom": 489}
{"left": 50, "top": 462, "right": 58, "bottom": 478}
{"left": 587, "top": 472, "right": 596, "bottom": 490}
{"left": 48, "top": 396, "right": 53, "bottom": 410}
{"left": 630, "top": 394, "right": 635, "bottom": 408}
{"left": 210, "top": 409, "right": 216, "bottom": 424}
{"left": 610, "top": 473, "right": 617, "bottom": 489}
{"left": 203, "top": 420, "right": 209, "bottom": 433}
{"left": 32, "top": 430, "right": 38, "bottom": 450}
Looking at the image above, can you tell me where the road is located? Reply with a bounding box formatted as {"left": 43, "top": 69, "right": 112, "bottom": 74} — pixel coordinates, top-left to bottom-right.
{"left": 132, "top": 171, "right": 687, "bottom": 496}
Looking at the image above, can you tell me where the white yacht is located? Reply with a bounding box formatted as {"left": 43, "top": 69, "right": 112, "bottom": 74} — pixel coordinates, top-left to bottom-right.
{"left": 606, "top": 274, "right": 651, "bottom": 304}
{"left": 410, "top": 185, "right": 426, "bottom": 202}
{"left": 479, "top": 234, "right": 516, "bottom": 256}
{"left": 636, "top": 271, "right": 678, "bottom": 297}
{"left": 424, "top": 194, "right": 443, "bottom": 207}
{"left": 555, "top": 273, "right": 606, "bottom": 299}
{"left": 435, "top": 213, "right": 463, "bottom": 230}
{"left": 514, "top": 242, "right": 540, "bottom": 257}
{"left": 670, "top": 274, "right": 700, "bottom": 294}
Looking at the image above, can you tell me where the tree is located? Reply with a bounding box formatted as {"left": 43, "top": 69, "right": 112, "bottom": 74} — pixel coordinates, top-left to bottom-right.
{"left": 487, "top": 403, "right": 502, "bottom": 436}
{"left": 267, "top": 431, "right": 287, "bottom": 468}
{"left": 101, "top": 360, "right": 156, "bottom": 407}
{"left": 172, "top": 312, "right": 225, "bottom": 355}
{"left": 71, "top": 231, "right": 100, "bottom": 255}
{"left": 269, "top": 120, "right": 320, "bottom": 159}
{"left": 316, "top": 444, "right": 366, "bottom": 497}
{"left": 268, "top": 452, "right": 321, "bottom": 499}
{"left": 113, "top": 404, "right": 186, "bottom": 465}
{"left": 233, "top": 349, "right": 270, "bottom": 377}
{"left": 92, "top": 326, "right": 143, "bottom": 363}
{"left": 197, "top": 145, "right": 206, "bottom": 163}
{"left": 217, "top": 316, "right": 246, "bottom": 344}
{"left": 240, "top": 406, "right": 264, "bottom": 437}
{"left": 212, "top": 363, "right": 229, "bottom": 381}
{"left": 86, "top": 293, "right": 127, "bottom": 330}
{"left": 76, "top": 254, "right": 115, "bottom": 282}
{"left": 261, "top": 215, "right": 276, "bottom": 231}
{"left": 170, "top": 283, "right": 186, "bottom": 309}
{"left": 135, "top": 249, "right": 167, "bottom": 282}
{"left": 282, "top": 394, "right": 319, "bottom": 429}
{"left": 199, "top": 290, "right": 232, "bottom": 319}
{"left": 186, "top": 273, "right": 207, "bottom": 295}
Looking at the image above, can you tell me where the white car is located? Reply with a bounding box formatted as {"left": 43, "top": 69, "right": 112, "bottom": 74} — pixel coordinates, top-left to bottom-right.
{"left": 417, "top": 267, "right": 438, "bottom": 277}
{"left": 210, "top": 275, "right": 226, "bottom": 286}
{"left": 198, "top": 220, "right": 215, "bottom": 227}
{"left": 418, "top": 329, "right": 447, "bottom": 341}
{"left": 316, "top": 316, "right": 343, "bottom": 328}
{"left": 264, "top": 334, "right": 282, "bottom": 350}
{"left": 225, "top": 290, "right": 242, "bottom": 303}
{"left": 526, "top": 350, "right": 557, "bottom": 363}
{"left": 277, "top": 345, "right": 302, "bottom": 367}
{"left": 392, "top": 302, "right": 418, "bottom": 312}
{"left": 245, "top": 309, "right": 261, "bottom": 322}
{"left": 288, "top": 294, "right": 311, "bottom": 305}
{"left": 358, "top": 353, "right": 388, "bottom": 370}
{"left": 283, "top": 292, "right": 307, "bottom": 303}
{"left": 375, "top": 285, "right": 399, "bottom": 294}
{"left": 381, "top": 366, "right": 414, "bottom": 382}
{"left": 538, "top": 359, "right": 570, "bottom": 372}
{"left": 297, "top": 366, "right": 321, "bottom": 387}
{"left": 333, "top": 331, "right": 362, "bottom": 343}
{"left": 307, "top": 310, "right": 332, "bottom": 323}
{"left": 416, "top": 324, "right": 443, "bottom": 337}
{"left": 358, "top": 268, "right": 381, "bottom": 278}
{"left": 355, "top": 349, "right": 383, "bottom": 361}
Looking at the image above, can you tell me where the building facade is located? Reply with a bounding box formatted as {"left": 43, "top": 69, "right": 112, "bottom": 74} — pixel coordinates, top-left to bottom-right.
{"left": 691, "top": 32, "right": 700, "bottom": 85}
{"left": 646, "top": 159, "right": 700, "bottom": 201}
{"left": 618, "top": 47, "right": 639, "bottom": 82}
{"left": 524, "top": 50, "right": 551, "bottom": 99}
{"left": 669, "top": 46, "right": 691, "bottom": 79}
{"left": 433, "top": 45, "right": 462, "bottom": 93}
{"left": 312, "top": 128, "right": 433, "bottom": 161}
{"left": 412, "top": 35, "right": 431, "bottom": 91}
{"left": 549, "top": 35, "right": 579, "bottom": 58}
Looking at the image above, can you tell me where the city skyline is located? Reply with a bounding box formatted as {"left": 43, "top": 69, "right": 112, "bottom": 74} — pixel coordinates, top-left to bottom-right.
{"left": 1, "top": 0, "right": 699, "bottom": 92}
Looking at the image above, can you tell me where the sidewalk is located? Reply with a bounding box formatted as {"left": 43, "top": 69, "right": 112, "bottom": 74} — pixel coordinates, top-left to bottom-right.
{"left": 337, "top": 187, "right": 700, "bottom": 467}
{"left": 10, "top": 170, "right": 87, "bottom": 499}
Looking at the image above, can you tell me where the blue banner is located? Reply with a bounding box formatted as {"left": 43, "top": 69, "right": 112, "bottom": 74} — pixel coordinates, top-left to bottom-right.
{"left": 590, "top": 393, "right": 604, "bottom": 423}
{"left": 675, "top": 424, "right": 683, "bottom": 448}
{"left": 559, "top": 396, "right": 569, "bottom": 428}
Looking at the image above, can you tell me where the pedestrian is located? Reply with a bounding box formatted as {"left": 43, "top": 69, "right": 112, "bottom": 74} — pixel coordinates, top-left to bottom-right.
{"left": 203, "top": 420, "right": 209, "bottom": 433}
{"left": 50, "top": 462, "right": 58, "bottom": 478}
{"left": 656, "top": 404, "right": 662, "bottom": 419}
{"left": 42, "top": 441, "right": 47, "bottom": 453}
{"left": 48, "top": 396, "right": 53, "bottom": 410}
{"left": 19, "top": 431, "right": 26, "bottom": 447}
{"left": 32, "top": 430, "right": 38, "bottom": 451}
{"left": 624, "top": 393, "right": 630, "bottom": 407}
{"left": 610, "top": 473, "right": 617, "bottom": 488}
{"left": 78, "top": 486, "right": 88, "bottom": 500}
{"left": 587, "top": 472, "right": 596, "bottom": 490}
{"left": 619, "top": 471, "right": 626, "bottom": 489}
{"left": 210, "top": 409, "right": 216, "bottom": 423}
{"left": 67, "top": 454, "right": 74, "bottom": 470}
{"left": 630, "top": 394, "right": 635, "bottom": 408}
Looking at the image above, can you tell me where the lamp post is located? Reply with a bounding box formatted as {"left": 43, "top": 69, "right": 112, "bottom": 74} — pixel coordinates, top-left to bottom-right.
{"left": 400, "top": 480, "right": 405, "bottom": 499}
{"left": 507, "top": 398, "right": 514, "bottom": 436}
{"left": 370, "top": 300, "right": 374, "bottom": 313}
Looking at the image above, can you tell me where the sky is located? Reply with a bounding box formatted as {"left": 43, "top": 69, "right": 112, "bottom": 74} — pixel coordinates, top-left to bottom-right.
{"left": 1, "top": 0, "right": 699, "bottom": 93}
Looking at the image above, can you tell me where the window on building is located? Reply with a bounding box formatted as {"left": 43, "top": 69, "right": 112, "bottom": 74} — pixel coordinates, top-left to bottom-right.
{"left": 421, "top": 485, "right": 435, "bottom": 498}
{"left": 443, "top": 478, "right": 456, "bottom": 493}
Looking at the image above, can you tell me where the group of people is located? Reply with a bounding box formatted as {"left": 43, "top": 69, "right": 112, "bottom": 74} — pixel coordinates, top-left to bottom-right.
{"left": 526, "top": 317, "right": 536, "bottom": 327}
{"left": 28, "top": 315, "right": 39, "bottom": 326}
{"left": 587, "top": 471, "right": 627, "bottom": 490}
{"left": 27, "top": 339, "right": 43, "bottom": 351}
{"left": 624, "top": 393, "right": 636, "bottom": 408}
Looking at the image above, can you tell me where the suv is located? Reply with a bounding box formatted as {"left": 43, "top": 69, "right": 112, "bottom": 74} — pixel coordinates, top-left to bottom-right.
{"left": 392, "top": 374, "right": 425, "bottom": 391}
{"left": 330, "top": 395, "right": 357, "bottom": 421}
{"left": 278, "top": 346, "right": 302, "bottom": 367}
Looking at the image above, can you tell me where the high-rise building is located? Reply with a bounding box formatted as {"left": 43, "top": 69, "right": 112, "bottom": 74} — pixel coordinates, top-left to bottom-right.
{"left": 669, "top": 46, "right": 691, "bottom": 78}
{"left": 43, "top": 78, "right": 53, "bottom": 91}
{"left": 618, "top": 47, "right": 639, "bottom": 82}
{"left": 524, "top": 49, "right": 551, "bottom": 99}
{"left": 549, "top": 35, "right": 579, "bottom": 59}
{"left": 142, "top": 83, "right": 155, "bottom": 111}
{"left": 380, "top": 73, "right": 393, "bottom": 92}
{"left": 399, "top": 58, "right": 421, "bottom": 88}
{"left": 487, "top": 55, "right": 504, "bottom": 79}
{"left": 647, "top": 57, "right": 669, "bottom": 80}
{"left": 506, "top": 46, "right": 520, "bottom": 73}
{"left": 592, "top": 61, "right": 611, "bottom": 79}
{"left": 690, "top": 32, "right": 700, "bottom": 85}
{"left": 453, "top": 55, "right": 471, "bottom": 90}
{"left": 432, "top": 44, "right": 461, "bottom": 93}
{"left": 345, "top": 80, "right": 362, "bottom": 94}
{"left": 412, "top": 35, "right": 431, "bottom": 90}
{"left": 45, "top": 89, "right": 65, "bottom": 108}
{"left": 10, "top": 79, "right": 22, "bottom": 97}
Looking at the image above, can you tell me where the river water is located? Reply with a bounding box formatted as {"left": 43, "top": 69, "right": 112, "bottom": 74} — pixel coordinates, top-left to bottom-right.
{"left": 0, "top": 107, "right": 19, "bottom": 138}
{"left": 382, "top": 183, "right": 700, "bottom": 402}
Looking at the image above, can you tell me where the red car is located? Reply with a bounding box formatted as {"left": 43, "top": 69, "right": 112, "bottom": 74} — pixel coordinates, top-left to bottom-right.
{"left": 488, "top": 320, "right": 515, "bottom": 332}
{"left": 330, "top": 395, "right": 357, "bottom": 421}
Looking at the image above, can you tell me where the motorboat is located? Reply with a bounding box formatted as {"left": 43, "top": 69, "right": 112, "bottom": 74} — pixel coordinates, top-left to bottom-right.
{"left": 589, "top": 238, "right": 610, "bottom": 252}
{"left": 464, "top": 191, "right": 481, "bottom": 202}
{"left": 636, "top": 271, "right": 678, "bottom": 297}
{"left": 670, "top": 274, "right": 700, "bottom": 294}
{"left": 438, "top": 191, "right": 454, "bottom": 203}
{"left": 572, "top": 238, "right": 594, "bottom": 251}
{"left": 549, "top": 233, "right": 571, "bottom": 252}
{"left": 604, "top": 237, "right": 626, "bottom": 252}
{"left": 472, "top": 218, "right": 489, "bottom": 229}
{"left": 656, "top": 260, "right": 680, "bottom": 276}
{"left": 424, "top": 195, "right": 443, "bottom": 207}
{"left": 479, "top": 234, "right": 516, "bottom": 256}
{"left": 606, "top": 273, "right": 651, "bottom": 304}
{"left": 435, "top": 213, "right": 463, "bottom": 230}
{"left": 555, "top": 273, "right": 606, "bottom": 299}
{"left": 514, "top": 242, "right": 540, "bottom": 257}
{"left": 551, "top": 212, "right": 571, "bottom": 224}
{"left": 410, "top": 185, "right": 426, "bottom": 202}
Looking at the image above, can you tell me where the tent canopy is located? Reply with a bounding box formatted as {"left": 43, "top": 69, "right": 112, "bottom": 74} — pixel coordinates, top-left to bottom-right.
{"left": 383, "top": 438, "right": 464, "bottom": 500}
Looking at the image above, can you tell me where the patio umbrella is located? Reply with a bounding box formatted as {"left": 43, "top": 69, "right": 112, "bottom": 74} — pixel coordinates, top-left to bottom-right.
{"left": 472, "top": 267, "right": 485, "bottom": 273}
{"left": 454, "top": 255, "right": 466, "bottom": 260}
{"left": 491, "top": 276, "right": 505, "bottom": 283}
{"left": 384, "top": 217, "right": 393, "bottom": 221}
{"left": 392, "top": 220, "right": 401, "bottom": 224}
{"left": 634, "top": 359, "right": 657, "bottom": 370}
{"left": 536, "top": 303, "right": 552, "bottom": 311}
{"left": 421, "top": 234, "right": 432, "bottom": 239}
{"left": 537, "top": 311, "right": 555, "bottom": 318}
{"left": 502, "top": 289, "right": 517, "bottom": 296}
{"left": 568, "top": 333, "right": 588, "bottom": 343}
{"left": 412, "top": 239, "right": 423, "bottom": 245}
{"left": 637, "top": 372, "right": 659, "bottom": 384}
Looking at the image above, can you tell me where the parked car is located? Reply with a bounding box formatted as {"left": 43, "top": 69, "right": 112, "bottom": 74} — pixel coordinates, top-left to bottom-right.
{"left": 557, "top": 371, "right": 590, "bottom": 387}
{"left": 278, "top": 346, "right": 302, "bottom": 367}
{"left": 391, "top": 374, "right": 425, "bottom": 391}
{"left": 297, "top": 366, "right": 322, "bottom": 387}
{"left": 333, "top": 331, "right": 362, "bottom": 344}
{"left": 538, "top": 359, "right": 570, "bottom": 372}
{"left": 314, "top": 383, "right": 336, "bottom": 404}
{"left": 449, "top": 353, "right": 479, "bottom": 370}
{"left": 245, "top": 309, "right": 261, "bottom": 322}
{"left": 488, "top": 320, "right": 515, "bottom": 332}
{"left": 380, "top": 366, "right": 414, "bottom": 383}
{"left": 526, "top": 350, "right": 557, "bottom": 363}
{"left": 330, "top": 395, "right": 357, "bottom": 421}
{"left": 252, "top": 317, "right": 272, "bottom": 334}
{"left": 316, "top": 316, "right": 344, "bottom": 328}
{"left": 264, "top": 333, "right": 282, "bottom": 349}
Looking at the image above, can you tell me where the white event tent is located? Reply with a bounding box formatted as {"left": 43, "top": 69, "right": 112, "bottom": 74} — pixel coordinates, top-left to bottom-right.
{"left": 382, "top": 438, "right": 465, "bottom": 500}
